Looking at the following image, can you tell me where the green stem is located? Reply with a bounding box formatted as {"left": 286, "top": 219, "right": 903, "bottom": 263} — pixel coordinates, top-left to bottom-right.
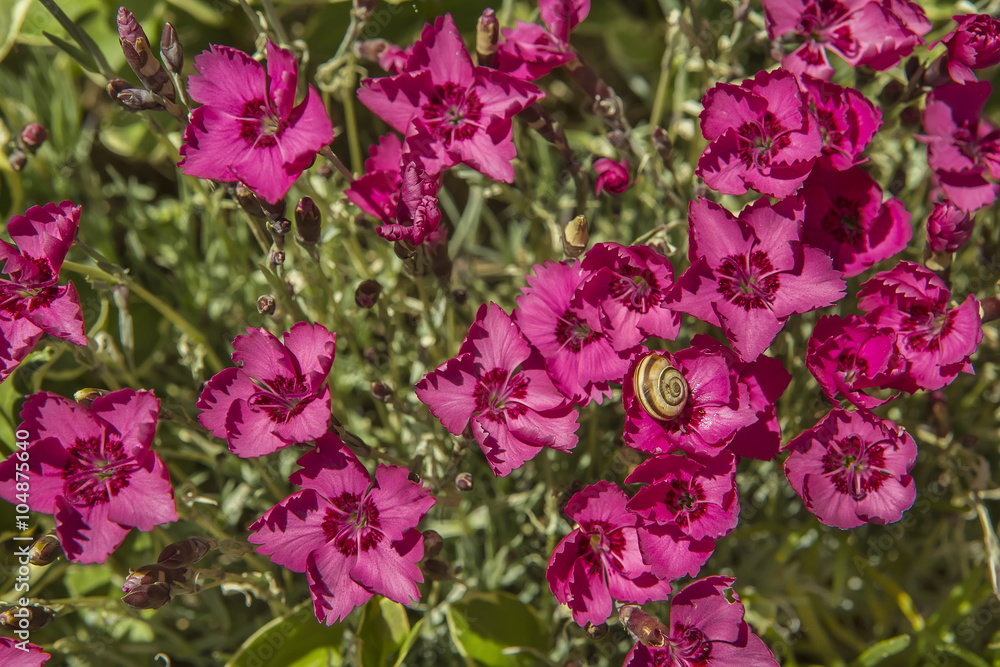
{"left": 62, "top": 260, "right": 224, "bottom": 372}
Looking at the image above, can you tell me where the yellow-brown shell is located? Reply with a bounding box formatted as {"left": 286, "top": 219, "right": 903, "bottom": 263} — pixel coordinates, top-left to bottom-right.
{"left": 633, "top": 352, "right": 688, "bottom": 421}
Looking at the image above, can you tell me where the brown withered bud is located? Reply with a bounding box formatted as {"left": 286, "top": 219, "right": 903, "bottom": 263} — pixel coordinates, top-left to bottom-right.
{"left": 407, "top": 471, "right": 421, "bottom": 484}
{"left": 455, "top": 472, "right": 474, "bottom": 492}
{"left": 422, "top": 559, "right": 451, "bottom": 581}
{"left": 235, "top": 183, "right": 266, "bottom": 219}
{"left": 159, "top": 22, "right": 183, "bottom": 75}
{"left": 452, "top": 288, "right": 468, "bottom": 305}
{"left": 257, "top": 295, "right": 276, "bottom": 315}
{"left": 7, "top": 150, "right": 26, "bottom": 171}
{"left": 371, "top": 381, "right": 393, "bottom": 402}
{"left": 268, "top": 217, "right": 291, "bottom": 241}
{"left": 118, "top": 7, "right": 176, "bottom": 103}
{"left": 28, "top": 534, "right": 63, "bottom": 566}
{"left": 117, "top": 88, "right": 166, "bottom": 112}
{"left": 294, "top": 197, "right": 322, "bottom": 244}
{"left": 355, "top": 279, "right": 382, "bottom": 308}
{"left": 562, "top": 215, "right": 589, "bottom": 258}
{"left": 652, "top": 127, "right": 672, "bottom": 162}
{"left": 584, "top": 622, "right": 608, "bottom": 640}
{"left": 618, "top": 605, "right": 669, "bottom": 647}
{"left": 157, "top": 536, "right": 216, "bottom": 569}
{"left": 122, "top": 582, "right": 172, "bottom": 610}
{"left": 422, "top": 530, "right": 444, "bottom": 558}
{"left": 354, "top": 39, "right": 390, "bottom": 64}
{"left": 476, "top": 8, "right": 499, "bottom": 67}
{"left": 18, "top": 123, "right": 48, "bottom": 153}
{"left": 259, "top": 196, "right": 287, "bottom": 221}
{"left": 1, "top": 605, "right": 54, "bottom": 632}
{"left": 107, "top": 78, "right": 131, "bottom": 99}
{"left": 73, "top": 388, "right": 109, "bottom": 408}
{"left": 269, "top": 249, "right": 286, "bottom": 266}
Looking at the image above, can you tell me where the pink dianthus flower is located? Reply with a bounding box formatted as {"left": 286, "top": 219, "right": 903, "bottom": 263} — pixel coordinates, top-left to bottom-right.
{"left": 0, "top": 637, "right": 50, "bottom": 666}
{"left": 593, "top": 157, "right": 630, "bottom": 195}
{"left": 179, "top": 40, "right": 334, "bottom": 204}
{"left": 926, "top": 201, "right": 975, "bottom": 253}
{"left": 248, "top": 433, "right": 435, "bottom": 624}
{"left": 798, "top": 75, "right": 881, "bottom": 171}
{"left": 806, "top": 314, "right": 899, "bottom": 409}
{"left": 934, "top": 14, "right": 1000, "bottom": 84}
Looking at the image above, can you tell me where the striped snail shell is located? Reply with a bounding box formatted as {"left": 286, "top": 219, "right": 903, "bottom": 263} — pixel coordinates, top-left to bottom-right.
{"left": 634, "top": 352, "right": 688, "bottom": 421}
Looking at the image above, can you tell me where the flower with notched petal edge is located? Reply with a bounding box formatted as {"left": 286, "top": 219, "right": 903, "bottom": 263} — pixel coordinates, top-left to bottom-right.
{"left": 0, "top": 636, "right": 50, "bottom": 666}
{"left": 926, "top": 201, "right": 975, "bottom": 253}
{"left": 784, "top": 408, "right": 916, "bottom": 529}
{"left": 0, "top": 201, "right": 87, "bottom": 382}
{"left": 0, "top": 389, "right": 176, "bottom": 564}
{"left": 248, "top": 433, "right": 435, "bottom": 624}
{"left": 806, "top": 314, "right": 900, "bottom": 410}
{"left": 416, "top": 303, "right": 579, "bottom": 477}
{"left": 179, "top": 40, "right": 334, "bottom": 204}
{"left": 798, "top": 75, "right": 882, "bottom": 172}
{"left": 934, "top": 14, "right": 1000, "bottom": 84}
{"left": 197, "top": 322, "right": 336, "bottom": 458}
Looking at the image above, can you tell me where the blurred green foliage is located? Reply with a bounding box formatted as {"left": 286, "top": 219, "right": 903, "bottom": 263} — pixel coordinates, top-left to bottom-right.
{"left": 0, "top": 0, "right": 999, "bottom": 666}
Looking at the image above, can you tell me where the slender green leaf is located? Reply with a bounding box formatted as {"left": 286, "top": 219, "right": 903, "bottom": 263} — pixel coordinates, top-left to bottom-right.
{"left": 852, "top": 635, "right": 911, "bottom": 666}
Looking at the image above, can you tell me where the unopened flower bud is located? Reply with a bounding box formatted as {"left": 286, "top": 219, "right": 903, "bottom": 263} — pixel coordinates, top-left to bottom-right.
{"left": 562, "top": 215, "right": 589, "bottom": 258}
{"left": 584, "top": 622, "right": 608, "bottom": 639}
{"left": 259, "top": 196, "right": 286, "bottom": 220}
{"left": 117, "top": 88, "right": 166, "bottom": 112}
{"left": 452, "top": 288, "right": 468, "bottom": 305}
{"left": 7, "top": 150, "right": 26, "bottom": 171}
{"left": 18, "top": 123, "right": 48, "bottom": 152}
{"left": 28, "top": 535, "right": 63, "bottom": 566}
{"left": 352, "top": 0, "right": 378, "bottom": 21}
{"left": 118, "top": 7, "right": 176, "bottom": 103}
{"left": 1, "top": 606, "right": 54, "bottom": 631}
{"left": 927, "top": 202, "right": 975, "bottom": 253}
{"left": 355, "top": 279, "right": 382, "bottom": 308}
{"left": 407, "top": 471, "right": 421, "bottom": 484}
{"left": 394, "top": 239, "right": 417, "bottom": 260}
{"left": 422, "top": 559, "right": 451, "bottom": 581}
{"left": 371, "top": 381, "right": 393, "bottom": 402}
{"left": 107, "top": 78, "right": 131, "bottom": 99}
{"left": 268, "top": 217, "right": 291, "bottom": 241}
{"left": 159, "top": 22, "right": 183, "bottom": 75}
{"left": 355, "top": 38, "right": 388, "bottom": 62}
{"left": 122, "top": 582, "right": 172, "bottom": 610}
{"left": 619, "top": 605, "right": 669, "bottom": 647}
{"left": 233, "top": 183, "right": 265, "bottom": 219}
{"left": 455, "top": 472, "right": 474, "bottom": 491}
{"left": 269, "top": 249, "right": 285, "bottom": 266}
{"left": 652, "top": 127, "right": 672, "bottom": 162}
{"left": 294, "top": 197, "right": 322, "bottom": 244}
{"left": 257, "top": 295, "right": 276, "bottom": 315}
{"left": 422, "top": 530, "right": 443, "bottom": 558}
{"left": 476, "top": 8, "right": 499, "bottom": 67}
{"left": 157, "top": 536, "right": 216, "bottom": 569}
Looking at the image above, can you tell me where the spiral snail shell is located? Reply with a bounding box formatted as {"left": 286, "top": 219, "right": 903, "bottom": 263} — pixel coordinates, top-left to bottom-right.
{"left": 633, "top": 352, "right": 688, "bottom": 421}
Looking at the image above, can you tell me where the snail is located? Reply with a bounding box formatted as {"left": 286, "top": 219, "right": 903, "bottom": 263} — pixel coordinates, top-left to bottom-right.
{"left": 633, "top": 352, "right": 688, "bottom": 421}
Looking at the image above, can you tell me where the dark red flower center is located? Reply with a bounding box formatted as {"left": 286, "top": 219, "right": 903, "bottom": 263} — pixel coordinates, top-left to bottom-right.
{"left": 716, "top": 249, "right": 780, "bottom": 311}
{"left": 821, "top": 195, "right": 868, "bottom": 244}
{"left": 736, "top": 111, "right": 793, "bottom": 169}
{"left": 239, "top": 98, "right": 286, "bottom": 148}
{"left": 474, "top": 367, "right": 530, "bottom": 422}
{"left": 421, "top": 82, "right": 484, "bottom": 145}
{"left": 901, "top": 304, "right": 952, "bottom": 354}
{"left": 820, "top": 432, "right": 892, "bottom": 500}
{"left": 554, "top": 311, "right": 602, "bottom": 353}
{"left": 666, "top": 623, "right": 713, "bottom": 666}
{"left": 577, "top": 519, "right": 628, "bottom": 575}
{"left": 62, "top": 434, "right": 137, "bottom": 507}
{"left": 660, "top": 478, "right": 707, "bottom": 528}
{"left": 322, "top": 491, "right": 383, "bottom": 556}
{"left": 609, "top": 266, "right": 664, "bottom": 314}
{"left": 248, "top": 374, "right": 317, "bottom": 424}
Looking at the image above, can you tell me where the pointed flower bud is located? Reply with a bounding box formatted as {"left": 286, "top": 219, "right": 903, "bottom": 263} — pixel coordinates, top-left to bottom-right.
{"left": 355, "top": 279, "right": 382, "bottom": 309}
{"left": 106, "top": 77, "right": 131, "bottom": 99}
{"left": 28, "top": 535, "right": 62, "bottom": 566}
{"left": 562, "top": 215, "right": 589, "bottom": 258}
{"left": 455, "top": 472, "right": 474, "bottom": 491}
{"left": 73, "top": 388, "right": 109, "bottom": 408}
{"left": 257, "top": 295, "right": 276, "bottom": 315}
{"left": 0, "top": 606, "right": 54, "bottom": 632}
{"left": 157, "top": 536, "right": 216, "bottom": 569}
{"left": 371, "top": 381, "right": 393, "bottom": 402}
{"left": 18, "top": 123, "right": 48, "bottom": 153}
{"left": 122, "top": 582, "right": 172, "bottom": 610}
{"left": 122, "top": 564, "right": 190, "bottom": 593}
{"left": 927, "top": 201, "right": 975, "bottom": 253}
{"left": 116, "top": 88, "right": 166, "bottom": 112}
{"left": 159, "top": 22, "right": 183, "bottom": 75}
{"left": 7, "top": 150, "right": 26, "bottom": 171}
{"left": 294, "top": 197, "right": 322, "bottom": 244}
{"left": 117, "top": 7, "right": 176, "bottom": 103}
{"left": 476, "top": 8, "right": 499, "bottom": 67}
{"left": 235, "top": 183, "right": 266, "bottom": 219}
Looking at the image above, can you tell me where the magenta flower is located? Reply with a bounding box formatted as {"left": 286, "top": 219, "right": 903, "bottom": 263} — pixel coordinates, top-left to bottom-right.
{"left": 593, "top": 157, "right": 630, "bottom": 195}
{"left": 358, "top": 14, "right": 542, "bottom": 183}
{"left": 762, "top": 0, "right": 930, "bottom": 79}
{"left": 697, "top": 68, "right": 822, "bottom": 198}
{"left": 546, "top": 481, "right": 673, "bottom": 627}
{"left": 926, "top": 201, "right": 975, "bottom": 253}
{"left": 578, "top": 242, "right": 681, "bottom": 350}
{"left": 345, "top": 133, "right": 404, "bottom": 222}
{"left": 622, "top": 341, "right": 756, "bottom": 457}
{"left": 496, "top": 21, "right": 576, "bottom": 80}
{"left": 248, "top": 433, "right": 435, "bottom": 624}
{"left": 784, "top": 408, "right": 916, "bottom": 529}
{"left": 806, "top": 314, "right": 899, "bottom": 410}
{"left": 800, "top": 164, "right": 911, "bottom": 277}
{"left": 0, "top": 201, "right": 87, "bottom": 382}
{"left": 626, "top": 452, "right": 738, "bottom": 579}
{"left": 934, "top": 14, "right": 1000, "bottom": 84}
{"left": 197, "top": 322, "right": 336, "bottom": 458}
{"left": 0, "top": 637, "right": 50, "bottom": 667}
{"left": 857, "top": 261, "right": 982, "bottom": 392}
{"left": 799, "top": 75, "right": 881, "bottom": 171}
{"left": 415, "top": 303, "right": 579, "bottom": 477}
{"left": 672, "top": 197, "right": 846, "bottom": 362}
{"left": 918, "top": 82, "right": 1000, "bottom": 212}
{"left": 514, "top": 261, "right": 634, "bottom": 405}
{"left": 623, "top": 576, "right": 778, "bottom": 667}
{"left": 0, "top": 390, "right": 176, "bottom": 564}
{"left": 179, "top": 40, "right": 334, "bottom": 204}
